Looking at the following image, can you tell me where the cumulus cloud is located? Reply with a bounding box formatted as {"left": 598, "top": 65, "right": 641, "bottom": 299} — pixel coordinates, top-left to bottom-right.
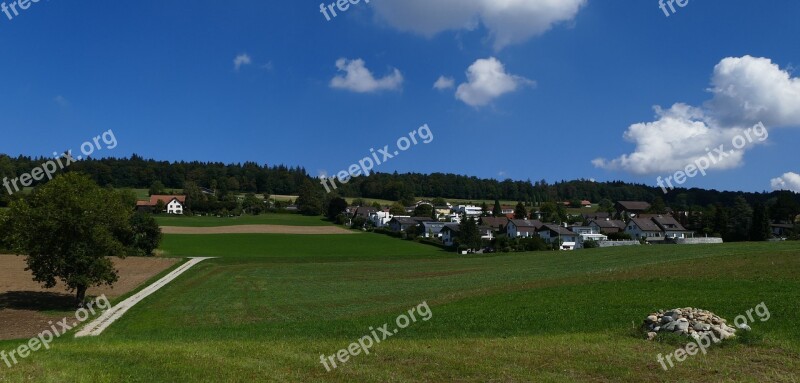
{"left": 233, "top": 54, "right": 252, "bottom": 71}
{"left": 594, "top": 56, "right": 800, "bottom": 175}
{"left": 433, "top": 76, "right": 455, "bottom": 90}
{"left": 771, "top": 172, "right": 800, "bottom": 192}
{"left": 330, "top": 58, "right": 403, "bottom": 93}
{"left": 455, "top": 57, "right": 534, "bottom": 107}
{"left": 708, "top": 56, "right": 800, "bottom": 127}
{"left": 371, "top": 0, "right": 586, "bottom": 50}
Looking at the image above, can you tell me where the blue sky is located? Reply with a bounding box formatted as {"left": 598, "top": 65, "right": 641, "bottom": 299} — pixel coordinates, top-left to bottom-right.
{"left": 1, "top": 0, "right": 799, "bottom": 193}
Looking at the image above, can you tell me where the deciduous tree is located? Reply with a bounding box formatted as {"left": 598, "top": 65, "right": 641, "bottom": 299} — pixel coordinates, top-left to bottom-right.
{"left": 6, "top": 173, "right": 134, "bottom": 307}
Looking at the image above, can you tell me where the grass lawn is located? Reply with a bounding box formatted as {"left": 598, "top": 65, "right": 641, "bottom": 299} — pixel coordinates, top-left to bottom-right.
{"left": 155, "top": 214, "right": 331, "bottom": 227}
{"left": 1, "top": 238, "right": 798, "bottom": 382}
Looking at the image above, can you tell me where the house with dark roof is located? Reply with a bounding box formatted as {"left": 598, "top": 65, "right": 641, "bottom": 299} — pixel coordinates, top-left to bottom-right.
{"left": 507, "top": 219, "right": 544, "bottom": 239}
{"left": 615, "top": 201, "right": 652, "bottom": 216}
{"left": 588, "top": 219, "right": 627, "bottom": 234}
{"left": 479, "top": 217, "right": 510, "bottom": 232}
{"left": 625, "top": 217, "right": 663, "bottom": 240}
{"left": 420, "top": 221, "right": 448, "bottom": 238}
{"left": 770, "top": 223, "right": 794, "bottom": 238}
{"left": 651, "top": 216, "right": 693, "bottom": 239}
{"left": 353, "top": 207, "right": 378, "bottom": 220}
{"left": 388, "top": 217, "right": 435, "bottom": 232}
{"left": 440, "top": 223, "right": 493, "bottom": 247}
{"left": 537, "top": 224, "right": 579, "bottom": 250}
{"left": 441, "top": 223, "right": 460, "bottom": 247}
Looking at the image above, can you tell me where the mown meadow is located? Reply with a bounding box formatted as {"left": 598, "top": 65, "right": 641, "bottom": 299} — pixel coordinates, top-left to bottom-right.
{"left": 1, "top": 229, "right": 798, "bottom": 382}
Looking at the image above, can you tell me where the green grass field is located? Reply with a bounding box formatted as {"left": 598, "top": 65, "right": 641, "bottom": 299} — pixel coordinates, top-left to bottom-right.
{"left": 1, "top": 234, "right": 798, "bottom": 382}
{"left": 154, "top": 214, "right": 331, "bottom": 227}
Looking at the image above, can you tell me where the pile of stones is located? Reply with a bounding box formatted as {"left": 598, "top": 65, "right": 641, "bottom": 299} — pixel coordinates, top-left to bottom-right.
{"left": 644, "top": 307, "right": 739, "bottom": 341}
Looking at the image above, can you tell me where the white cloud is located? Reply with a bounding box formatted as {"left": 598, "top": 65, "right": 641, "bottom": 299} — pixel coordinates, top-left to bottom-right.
{"left": 433, "top": 76, "right": 455, "bottom": 90}
{"left": 233, "top": 54, "right": 252, "bottom": 71}
{"left": 771, "top": 172, "right": 800, "bottom": 192}
{"left": 330, "top": 58, "right": 403, "bottom": 93}
{"left": 370, "top": 0, "right": 586, "bottom": 50}
{"left": 708, "top": 56, "right": 800, "bottom": 127}
{"left": 455, "top": 57, "right": 534, "bottom": 107}
{"left": 594, "top": 56, "right": 800, "bottom": 175}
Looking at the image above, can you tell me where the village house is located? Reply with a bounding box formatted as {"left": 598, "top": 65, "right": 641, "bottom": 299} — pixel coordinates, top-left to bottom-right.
{"left": 651, "top": 215, "right": 693, "bottom": 239}
{"left": 440, "top": 223, "right": 460, "bottom": 247}
{"left": 625, "top": 215, "right": 693, "bottom": 241}
{"left": 507, "top": 219, "right": 544, "bottom": 239}
{"left": 136, "top": 195, "right": 186, "bottom": 215}
{"left": 369, "top": 210, "right": 396, "bottom": 228}
{"left": 615, "top": 201, "right": 652, "bottom": 217}
{"left": 625, "top": 217, "right": 663, "bottom": 241}
{"left": 538, "top": 224, "right": 579, "bottom": 250}
{"left": 568, "top": 225, "right": 608, "bottom": 245}
{"left": 588, "top": 218, "right": 627, "bottom": 234}
{"left": 455, "top": 205, "right": 483, "bottom": 218}
{"left": 388, "top": 217, "right": 435, "bottom": 232}
{"left": 479, "top": 217, "right": 510, "bottom": 233}
{"left": 770, "top": 223, "right": 794, "bottom": 238}
{"left": 420, "top": 221, "right": 448, "bottom": 238}
{"left": 440, "top": 223, "right": 493, "bottom": 247}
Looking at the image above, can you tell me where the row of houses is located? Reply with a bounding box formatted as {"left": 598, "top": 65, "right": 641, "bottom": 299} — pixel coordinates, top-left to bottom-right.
{"left": 372, "top": 210, "right": 695, "bottom": 250}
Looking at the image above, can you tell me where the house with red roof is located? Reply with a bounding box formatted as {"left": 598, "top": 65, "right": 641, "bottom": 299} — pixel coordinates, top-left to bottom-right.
{"left": 136, "top": 195, "right": 186, "bottom": 215}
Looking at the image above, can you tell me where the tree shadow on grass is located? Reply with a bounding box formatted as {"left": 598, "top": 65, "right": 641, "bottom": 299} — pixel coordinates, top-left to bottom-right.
{"left": 0, "top": 291, "right": 75, "bottom": 311}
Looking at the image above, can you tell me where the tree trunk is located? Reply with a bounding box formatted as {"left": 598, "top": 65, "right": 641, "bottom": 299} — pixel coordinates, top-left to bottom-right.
{"left": 76, "top": 285, "right": 87, "bottom": 308}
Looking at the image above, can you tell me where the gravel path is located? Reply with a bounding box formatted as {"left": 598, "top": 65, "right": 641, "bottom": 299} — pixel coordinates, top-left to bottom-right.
{"left": 75, "top": 257, "right": 214, "bottom": 338}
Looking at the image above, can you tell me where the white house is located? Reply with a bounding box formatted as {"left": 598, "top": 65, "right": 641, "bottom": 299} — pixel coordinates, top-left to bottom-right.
{"left": 626, "top": 218, "right": 663, "bottom": 241}
{"left": 507, "top": 219, "right": 544, "bottom": 239}
{"left": 166, "top": 198, "right": 184, "bottom": 215}
{"left": 538, "top": 224, "right": 579, "bottom": 250}
{"left": 568, "top": 225, "right": 608, "bottom": 247}
{"left": 441, "top": 224, "right": 460, "bottom": 247}
{"left": 136, "top": 195, "right": 186, "bottom": 215}
{"left": 652, "top": 216, "right": 693, "bottom": 239}
{"left": 626, "top": 216, "right": 693, "bottom": 241}
{"left": 455, "top": 205, "right": 483, "bottom": 217}
{"left": 369, "top": 211, "right": 396, "bottom": 228}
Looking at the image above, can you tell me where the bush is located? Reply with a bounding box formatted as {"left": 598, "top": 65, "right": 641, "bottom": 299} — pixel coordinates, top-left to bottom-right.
{"left": 583, "top": 240, "right": 600, "bottom": 249}
{"left": 607, "top": 232, "right": 632, "bottom": 240}
{"left": 519, "top": 237, "right": 549, "bottom": 251}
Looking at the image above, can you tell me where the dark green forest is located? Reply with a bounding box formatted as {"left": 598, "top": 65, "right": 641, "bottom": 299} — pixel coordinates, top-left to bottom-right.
{"left": 1, "top": 154, "right": 798, "bottom": 223}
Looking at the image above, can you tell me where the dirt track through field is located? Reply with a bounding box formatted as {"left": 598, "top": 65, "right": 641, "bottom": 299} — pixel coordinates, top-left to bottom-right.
{"left": 76, "top": 257, "right": 214, "bottom": 338}
{"left": 160, "top": 225, "right": 355, "bottom": 235}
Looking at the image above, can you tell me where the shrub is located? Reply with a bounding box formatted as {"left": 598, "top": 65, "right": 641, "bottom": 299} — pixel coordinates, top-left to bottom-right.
{"left": 583, "top": 240, "right": 600, "bottom": 249}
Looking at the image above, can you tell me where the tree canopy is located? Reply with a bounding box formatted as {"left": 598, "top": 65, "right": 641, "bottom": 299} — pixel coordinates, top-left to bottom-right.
{"left": 4, "top": 173, "right": 159, "bottom": 306}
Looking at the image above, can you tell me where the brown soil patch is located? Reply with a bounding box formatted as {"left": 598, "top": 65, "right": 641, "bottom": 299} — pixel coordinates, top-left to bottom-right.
{"left": 160, "top": 225, "right": 355, "bottom": 235}
{"left": 0, "top": 255, "right": 178, "bottom": 341}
